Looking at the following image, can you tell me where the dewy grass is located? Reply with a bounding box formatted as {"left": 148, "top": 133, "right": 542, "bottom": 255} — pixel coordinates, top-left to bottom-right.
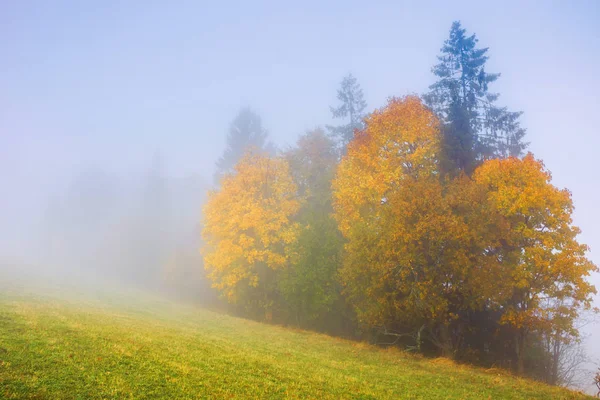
{"left": 0, "top": 281, "right": 592, "bottom": 399}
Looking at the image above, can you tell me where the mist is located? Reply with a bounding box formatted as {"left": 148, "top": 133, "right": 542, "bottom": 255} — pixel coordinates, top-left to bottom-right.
{"left": 1, "top": 0, "right": 599, "bottom": 396}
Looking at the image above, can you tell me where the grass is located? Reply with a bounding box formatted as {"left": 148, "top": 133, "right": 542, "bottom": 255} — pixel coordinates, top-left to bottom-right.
{"left": 0, "top": 278, "right": 592, "bottom": 399}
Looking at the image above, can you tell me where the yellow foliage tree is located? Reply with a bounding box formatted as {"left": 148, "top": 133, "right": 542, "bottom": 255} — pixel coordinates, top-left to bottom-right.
{"left": 472, "top": 154, "right": 598, "bottom": 373}
{"left": 333, "top": 96, "right": 441, "bottom": 236}
{"left": 202, "top": 150, "right": 301, "bottom": 320}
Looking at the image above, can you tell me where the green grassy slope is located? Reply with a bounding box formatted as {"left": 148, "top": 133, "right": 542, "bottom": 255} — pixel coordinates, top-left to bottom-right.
{"left": 0, "top": 281, "right": 591, "bottom": 399}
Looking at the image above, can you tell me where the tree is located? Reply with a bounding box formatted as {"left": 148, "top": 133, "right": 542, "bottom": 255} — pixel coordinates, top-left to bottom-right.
{"left": 472, "top": 155, "right": 598, "bottom": 374}
{"left": 542, "top": 332, "right": 589, "bottom": 387}
{"left": 202, "top": 150, "right": 301, "bottom": 321}
{"left": 424, "top": 21, "right": 527, "bottom": 173}
{"left": 328, "top": 74, "right": 367, "bottom": 153}
{"left": 594, "top": 367, "right": 600, "bottom": 397}
{"left": 161, "top": 173, "right": 216, "bottom": 305}
{"left": 43, "top": 167, "right": 124, "bottom": 276}
{"left": 332, "top": 96, "right": 478, "bottom": 356}
{"left": 279, "top": 129, "right": 346, "bottom": 330}
{"left": 214, "top": 107, "right": 274, "bottom": 184}
{"left": 137, "top": 152, "right": 171, "bottom": 285}
{"left": 333, "top": 96, "right": 440, "bottom": 236}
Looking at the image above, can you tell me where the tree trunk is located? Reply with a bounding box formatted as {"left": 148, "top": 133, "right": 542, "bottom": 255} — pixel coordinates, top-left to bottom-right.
{"left": 550, "top": 338, "right": 560, "bottom": 385}
{"left": 263, "top": 289, "right": 273, "bottom": 322}
{"left": 439, "top": 324, "right": 454, "bottom": 358}
{"left": 515, "top": 330, "right": 526, "bottom": 375}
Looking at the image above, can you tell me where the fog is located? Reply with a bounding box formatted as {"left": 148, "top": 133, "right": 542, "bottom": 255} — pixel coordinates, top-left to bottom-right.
{"left": 1, "top": 0, "right": 599, "bottom": 394}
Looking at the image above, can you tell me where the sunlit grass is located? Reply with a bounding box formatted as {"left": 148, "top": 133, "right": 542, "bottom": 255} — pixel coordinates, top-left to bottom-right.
{"left": 0, "top": 281, "right": 591, "bottom": 399}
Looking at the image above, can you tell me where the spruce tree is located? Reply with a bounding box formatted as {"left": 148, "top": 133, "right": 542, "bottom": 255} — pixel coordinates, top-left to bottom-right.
{"left": 328, "top": 74, "right": 367, "bottom": 153}
{"left": 424, "top": 21, "right": 527, "bottom": 173}
{"left": 214, "top": 107, "right": 274, "bottom": 184}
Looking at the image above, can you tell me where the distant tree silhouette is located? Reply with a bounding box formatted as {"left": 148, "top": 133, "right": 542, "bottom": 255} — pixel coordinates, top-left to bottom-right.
{"left": 214, "top": 107, "right": 274, "bottom": 184}
{"left": 327, "top": 74, "right": 367, "bottom": 154}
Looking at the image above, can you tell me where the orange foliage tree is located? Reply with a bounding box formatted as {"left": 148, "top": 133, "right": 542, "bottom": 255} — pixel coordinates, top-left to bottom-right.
{"left": 332, "top": 96, "right": 482, "bottom": 355}
{"left": 202, "top": 150, "right": 301, "bottom": 320}
{"left": 472, "top": 155, "right": 598, "bottom": 373}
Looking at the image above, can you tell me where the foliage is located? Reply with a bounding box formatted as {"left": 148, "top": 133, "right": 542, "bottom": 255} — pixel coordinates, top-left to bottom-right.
{"left": 214, "top": 107, "right": 275, "bottom": 184}
{"left": 328, "top": 74, "right": 368, "bottom": 152}
{"left": 331, "top": 96, "right": 597, "bottom": 371}
{"left": 424, "top": 21, "right": 527, "bottom": 173}
{"left": 472, "top": 155, "right": 598, "bottom": 372}
{"left": 333, "top": 95, "right": 440, "bottom": 236}
{"left": 202, "top": 150, "right": 301, "bottom": 320}
{"left": 332, "top": 96, "right": 476, "bottom": 354}
{"left": 279, "top": 129, "right": 346, "bottom": 330}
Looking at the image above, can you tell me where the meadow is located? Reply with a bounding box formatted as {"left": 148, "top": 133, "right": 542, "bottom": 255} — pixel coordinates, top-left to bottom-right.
{"left": 0, "top": 278, "right": 591, "bottom": 399}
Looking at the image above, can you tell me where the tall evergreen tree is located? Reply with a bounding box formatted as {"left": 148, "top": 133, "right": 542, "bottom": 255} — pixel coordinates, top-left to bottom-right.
{"left": 328, "top": 74, "right": 367, "bottom": 153}
{"left": 214, "top": 107, "right": 274, "bottom": 184}
{"left": 424, "top": 21, "right": 527, "bottom": 173}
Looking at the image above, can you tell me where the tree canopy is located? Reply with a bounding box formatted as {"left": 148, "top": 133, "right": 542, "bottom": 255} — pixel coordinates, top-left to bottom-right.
{"left": 203, "top": 150, "right": 300, "bottom": 320}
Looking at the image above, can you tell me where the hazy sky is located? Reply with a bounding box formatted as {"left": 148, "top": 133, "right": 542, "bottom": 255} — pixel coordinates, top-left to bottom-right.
{"left": 1, "top": 0, "right": 599, "bottom": 376}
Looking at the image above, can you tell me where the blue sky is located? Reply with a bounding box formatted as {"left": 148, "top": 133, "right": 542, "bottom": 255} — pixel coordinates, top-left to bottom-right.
{"left": 1, "top": 0, "right": 599, "bottom": 385}
{"left": 2, "top": 1, "right": 599, "bottom": 177}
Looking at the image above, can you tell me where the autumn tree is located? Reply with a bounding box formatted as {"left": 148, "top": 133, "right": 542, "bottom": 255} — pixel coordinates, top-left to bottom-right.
{"left": 332, "top": 96, "right": 480, "bottom": 356}
{"left": 424, "top": 21, "right": 527, "bottom": 173}
{"left": 202, "top": 150, "right": 301, "bottom": 321}
{"left": 328, "top": 74, "right": 367, "bottom": 153}
{"left": 279, "top": 129, "right": 346, "bottom": 331}
{"left": 472, "top": 155, "right": 598, "bottom": 374}
{"left": 214, "top": 107, "right": 275, "bottom": 184}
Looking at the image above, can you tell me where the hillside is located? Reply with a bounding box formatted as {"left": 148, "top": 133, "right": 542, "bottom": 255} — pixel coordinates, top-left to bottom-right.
{"left": 0, "top": 280, "right": 591, "bottom": 399}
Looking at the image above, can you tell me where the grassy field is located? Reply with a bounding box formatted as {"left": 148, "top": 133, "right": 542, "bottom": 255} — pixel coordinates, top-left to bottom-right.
{"left": 0, "top": 279, "right": 592, "bottom": 399}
